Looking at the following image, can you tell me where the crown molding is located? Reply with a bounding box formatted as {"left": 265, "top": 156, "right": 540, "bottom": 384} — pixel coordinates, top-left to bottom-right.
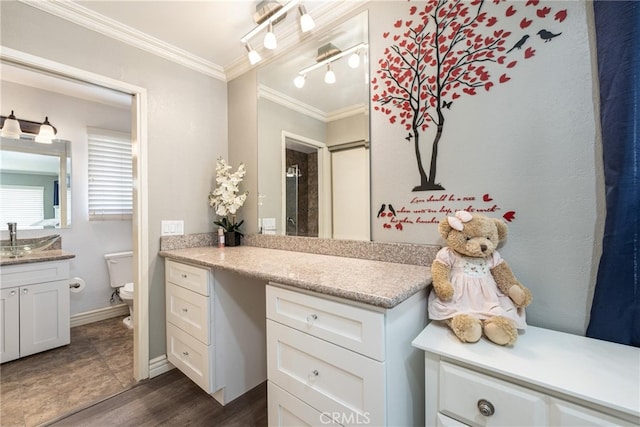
{"left": 19, "top": 0, "right": 227, "bottom": 81}
{"left": 258, "top": 84, "right": 327, "bottom": 122}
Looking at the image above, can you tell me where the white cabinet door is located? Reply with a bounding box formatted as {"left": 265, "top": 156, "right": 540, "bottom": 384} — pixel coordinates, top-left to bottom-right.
{"left": 19, "top": 280, "right": 70, "bottom": 358}
{"left": 550, "top": 398, "right": 635, "bottom": 426}
{"left": 0, "top": 287, "right": 20, "bottom": 363}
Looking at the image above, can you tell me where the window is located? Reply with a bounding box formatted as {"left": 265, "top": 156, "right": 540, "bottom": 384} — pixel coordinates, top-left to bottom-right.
{"left": 0, "top": 185, "right": 45, "bottom": 229}
{"left": 88, "top": 128, "right": 132, "bottom": 220}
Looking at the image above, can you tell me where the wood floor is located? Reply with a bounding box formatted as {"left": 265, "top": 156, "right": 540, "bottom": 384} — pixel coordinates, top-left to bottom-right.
{"left": 45, "top": 369, "right": 268, "bottom": 427}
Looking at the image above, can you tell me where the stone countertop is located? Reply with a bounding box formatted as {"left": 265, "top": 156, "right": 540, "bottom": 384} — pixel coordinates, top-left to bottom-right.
{"left": 0, "top": 250, "right": 76, "bottom": 266}
{"left": 159, "top": 245, "right": 431, "bottom": 309}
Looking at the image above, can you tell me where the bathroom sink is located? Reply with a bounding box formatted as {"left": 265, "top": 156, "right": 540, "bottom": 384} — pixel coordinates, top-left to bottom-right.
{"left": 0, "top": 235, "right": 61, "bottom": 258}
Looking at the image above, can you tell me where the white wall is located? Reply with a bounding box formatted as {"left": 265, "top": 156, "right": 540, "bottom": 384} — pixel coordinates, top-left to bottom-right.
{"left": 369, "top": 1, "right": 604, "bottom": 335}
{"left": 1, "top": 81, "right": 132, "bottom": 316}
{"left": 1, "top": 1, "right": 228, "bottom": 359}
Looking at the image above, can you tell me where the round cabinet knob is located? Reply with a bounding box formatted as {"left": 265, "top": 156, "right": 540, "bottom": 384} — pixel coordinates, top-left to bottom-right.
{"left": 10, "top": 290, "right": 16, "bottom": 296}
{"left": 308, "top": 369, "right": 319, "bottom": 382}
{"left": 181, "top": 274, "right": 188, "bottom": 279}
{"left": 182, "top": 351, "right": 189, "bottom": 357}
{"left": 22, "top": 288, "right": 28, "bottom": 294}
{"left": 306, "top": 313, "right": 318, "bottom": 326}
{"left": 477, "top": 399, "right": 495, "bottom": 417}
{"left": 182, "top": 308, "right": 188, "bottom": 313}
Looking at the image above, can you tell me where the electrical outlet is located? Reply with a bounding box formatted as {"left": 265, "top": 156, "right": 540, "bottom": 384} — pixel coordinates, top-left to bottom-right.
{"left": 161, "top": 220, "right": 184, "bottom": 236}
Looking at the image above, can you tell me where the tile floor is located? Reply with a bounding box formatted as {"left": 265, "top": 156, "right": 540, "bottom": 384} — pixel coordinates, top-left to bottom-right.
{"left": 0, "top": 316, "right": 134, "bottom": 427}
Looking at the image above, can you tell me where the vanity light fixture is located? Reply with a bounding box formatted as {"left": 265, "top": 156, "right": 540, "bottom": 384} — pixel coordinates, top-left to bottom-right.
{"left": 240, "top": 0, "right": 315, "bottom": 65}
{"left": 0, "top": 110, "right": 22, "bottom": 139}
{"left": 293, "top": 74, "right": 306, "bottom": 88}
{"left": 294, "top": 42, "right": 368, "bottom": 87}
{"left": 1, "top": 111, "right": 58, "bottom": 142}
{"left": 348, "top": 50, "right": 361, "bottom": 69}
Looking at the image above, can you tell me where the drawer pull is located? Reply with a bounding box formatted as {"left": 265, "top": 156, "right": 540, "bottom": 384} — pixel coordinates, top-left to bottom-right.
{"left": 477, "top": 399, "right": 495, "bottom": 417}
{"left": 22, "top": 288, "right": 28, "bottom": 294}
{"left": 181, "top": 274, "right": 188, "bottom": 278}
{"left": 182, "top": 308, "right": 188, "bottom": 313}
{"left": 10, "top": 290, "right": 16, "bottom": 296}
{"left": 182, "top": 351, "right": 189, "bottom": 357}
{"left": 308, "top": 369, "right": 319, "bottom": 381}
{"left": 306, "top": 313, "right": 318, "bottom": 325}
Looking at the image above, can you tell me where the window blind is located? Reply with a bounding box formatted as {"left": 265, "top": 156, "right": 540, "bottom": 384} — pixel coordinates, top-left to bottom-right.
{"left": 0, "top": 185, "right": 45, "bottom": 229}
{"left": 88, "top": 128, "right": 132, "bottom": 220}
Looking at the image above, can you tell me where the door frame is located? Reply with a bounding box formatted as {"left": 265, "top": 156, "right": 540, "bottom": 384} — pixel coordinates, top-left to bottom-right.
{"left": 1, "top": 46, "right": 150, "bottom": 381}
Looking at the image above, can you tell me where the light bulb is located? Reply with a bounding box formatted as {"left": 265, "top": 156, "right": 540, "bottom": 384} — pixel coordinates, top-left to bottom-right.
{"left": 324, "top": 63, "right": 336, "bottom": 84}
{"left": 294, "top": 75, "right": 306, "bottom": 88}
{"left": 348, "top": 52, "right": 361, "bottom": 69}
{"left": 298, "top": 5, "right": 315, "bottom": 33}
{"left": 35, "top": 117, "right": 55, "bottom": 144}
{"left": 1, "top": 110, "right": 22, "bottom": 139}
{"left": 245, "top": 44, "right": 261, "bottom": 65}
{"left": 264, "top": 22, "right": 277, "bottom": 50}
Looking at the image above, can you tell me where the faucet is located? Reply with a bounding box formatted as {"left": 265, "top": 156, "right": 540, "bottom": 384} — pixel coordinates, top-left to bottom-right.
{"left": 8, "top": 222, "right": 17, "bottom": 247}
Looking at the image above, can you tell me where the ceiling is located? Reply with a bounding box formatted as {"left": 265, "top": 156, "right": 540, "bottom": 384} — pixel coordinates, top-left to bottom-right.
{"left": 2, "top": 0, "right": 368, "bottom": 115}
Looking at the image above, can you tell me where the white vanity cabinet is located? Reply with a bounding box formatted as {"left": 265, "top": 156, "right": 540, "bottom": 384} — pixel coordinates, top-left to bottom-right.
{"left": 412, "top": 322, "right": 640, "bottom": 427}
{"left": 164, "top": 259, "right": 266, "bottom": 405}
{"left": 266, "top": 283, "right": 427, "bottom": 427}
{"left": 0, "top": 260, "right": 71, "bottom": 363}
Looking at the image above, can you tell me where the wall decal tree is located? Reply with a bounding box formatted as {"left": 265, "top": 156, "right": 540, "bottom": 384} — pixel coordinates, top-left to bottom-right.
{"left": 372, "top": 0, "right": 568, "bottom": 191}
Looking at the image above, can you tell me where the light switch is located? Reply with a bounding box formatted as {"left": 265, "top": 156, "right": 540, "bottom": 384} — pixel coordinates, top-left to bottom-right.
{"left": 161, "top": 220, "right": 184, "bottom": 236}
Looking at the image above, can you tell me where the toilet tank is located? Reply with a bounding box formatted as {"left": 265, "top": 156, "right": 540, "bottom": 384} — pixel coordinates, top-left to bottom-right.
{"left": 104, "top": 251, "right": 133, "bottom": 288}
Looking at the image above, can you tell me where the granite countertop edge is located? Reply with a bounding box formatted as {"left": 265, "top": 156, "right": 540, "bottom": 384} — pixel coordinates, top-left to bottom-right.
{"left": 159, "top": 246, "right": 432, "bottom": 309}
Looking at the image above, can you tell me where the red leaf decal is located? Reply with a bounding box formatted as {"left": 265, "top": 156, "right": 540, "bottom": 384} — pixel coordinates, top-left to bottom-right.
{"left": 536, "top": 7, "right": 551, "bottom": 18}
{"left": 487, "top": 16, "right": 497, "bottom": 27}
{"left": 393, "top": 35, "right": 400, "bottom": 41}
{"left": 499, "top": 73, "right": 510, "bottom": 83}
{"left": 555, "top": 9, "right": 568, "bottom": 22}
{"left": 507, "top": 60, "right": 517, "bottom": 68}
{"left": 390, "top": 116, "right": 396, "bottom": 124}
{"left": 383, "top": 223, "right": 392, "bottom": 229}
{"left": 484, "top": 81, "right": 494, "bottom": 91}
{"left": 395, "top": 223, "right": 403, "bottom": 231}
{"left": 383, "top": 32, "right": 390, "bottom": 38}
{"left": 405, "top": 20, "right": 413, "bottom": 27}
{"left": 506, "top": 5, "right": 516, "bottom": 17}
{"left": 483, "top": 193, "right": 494, "bottom": 202}
{"left": 524, "top": 47, "right": 535, "bottom": 59}
{"left": 503, "top": 211, "right": 516, "bottom": 222}
{"left": 462, "top": 87, "right": 476, "bottom": 95}
{"left": 452, "top": 92, "right": 461, "bottom": 99}
{"left": 526, "top": 0, "right": 539, "bottom": 6}
{"left": 497, "top": 55, "right": 506, "bottom": 64}
{"left": 394, "top": 19, "right": 402, "bottom": 28}
{"left": 520, "top": 17, "right": 532, "bottom": 29}
{"left": 409, "top": 6, "right": 417, "bottom": 15}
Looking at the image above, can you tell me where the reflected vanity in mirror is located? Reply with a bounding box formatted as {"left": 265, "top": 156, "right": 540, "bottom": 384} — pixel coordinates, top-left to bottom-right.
{"left": 257, "top": 11, "right": 370, "bottom": 240}
{"left": 0, "top": 137, "right": 71, "bottom": 229}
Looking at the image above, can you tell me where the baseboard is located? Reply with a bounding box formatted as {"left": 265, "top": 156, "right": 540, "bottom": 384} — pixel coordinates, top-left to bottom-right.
{"left": 70, "top": 304, "right": 130, "bottom": 328}
{"left": 149, "top": 354, "right": 175, "bottom": 379}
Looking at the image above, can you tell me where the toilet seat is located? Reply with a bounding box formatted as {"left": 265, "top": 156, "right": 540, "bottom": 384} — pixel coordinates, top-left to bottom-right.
{"left": 120, "top": 282, "right": 134, "bottom": 299}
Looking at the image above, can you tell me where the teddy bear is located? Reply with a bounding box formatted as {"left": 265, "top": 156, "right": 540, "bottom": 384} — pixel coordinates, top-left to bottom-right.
{"left": 428, "top": 211, "right": 532, "bottom": 346}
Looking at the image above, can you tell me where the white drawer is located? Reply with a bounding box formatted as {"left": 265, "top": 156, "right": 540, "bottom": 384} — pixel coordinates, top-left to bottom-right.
{"left": 166, "top": 322, "right": 215, "bottom": 393}
{"left": 268, "top": 381, "right": 343, "bottom": 427}
{"left": 550, "top": 398, "right": 635, "bottom": 426}
{"left": 0, "top": 260, "right": 69, "bottom": 288}
{"left": 266, "top": 284, "right": 385, "bottom": 361}
{"left": 165, "top": 259, "right": 210, "bottom": 296}
{"left": 439, "top": 362, "right": 547, "bottom": 426}
{"left": 166, "top": 282, "right": 210, "bottom": 344}
{"left": 267, "top": 320, "right": 385, "bottom": 427}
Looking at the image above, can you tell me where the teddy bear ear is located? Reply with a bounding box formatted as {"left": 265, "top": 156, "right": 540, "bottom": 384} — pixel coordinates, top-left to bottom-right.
{"left": 493, "top": 218, "right": 509, "bottom": 241}
{"left": 438, "top": 217, "right": 453, "bottom": 239}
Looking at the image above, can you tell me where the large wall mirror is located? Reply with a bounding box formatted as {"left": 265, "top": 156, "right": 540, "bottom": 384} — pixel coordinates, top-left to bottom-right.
{"left": 0, "top": 137, "right": 71, "bottom": 229}
{"left": 257, "top": 10, "right": 370, "bottom": 240}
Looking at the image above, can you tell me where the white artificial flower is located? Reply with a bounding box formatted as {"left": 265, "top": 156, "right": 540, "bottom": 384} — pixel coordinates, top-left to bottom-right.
{"left": 208, "top": 157, "right": 248, "bottom": 224}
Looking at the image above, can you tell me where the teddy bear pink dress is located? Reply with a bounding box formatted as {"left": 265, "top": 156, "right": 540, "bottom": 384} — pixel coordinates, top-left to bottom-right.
{"left": 428, "top": 247, "right": 527, "bottom": 329}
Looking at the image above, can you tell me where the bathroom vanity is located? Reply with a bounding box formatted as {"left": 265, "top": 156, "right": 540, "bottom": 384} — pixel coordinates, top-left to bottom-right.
{"left": 0, "top": 252, "right": 75, "bottom": 363}
{"left": 159, "top": 241, "right": 432, "bottom": 426}
{"left": 412, "top": 322, "right": 640, "bottom": 427}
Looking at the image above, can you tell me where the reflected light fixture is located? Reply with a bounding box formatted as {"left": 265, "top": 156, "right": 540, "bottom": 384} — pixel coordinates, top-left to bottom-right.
{"left": 348, "top": 50, "right": 361, "bottom": 69}
{"left": 1, "top": 111, "right": 58, "bottom": 142}
{"left": 294, "top": 74, "right": 306, "bottom": 88}
{"left": 294, "top": 42, "right": 368, "bottom": 87}
{"left": 298, "top": 4, "right": 315, "bottom": 32}
{"left": 0, "top": 110, "right": 22, "bottom": 139}
{"left": 240, "top": 0, "right": 315, "bottom": 65}
{"left": 324, "top": 63, "right": 336, "bottom": 84}
{"left": 245, "top": 43, "right": 262, "bottom": 65}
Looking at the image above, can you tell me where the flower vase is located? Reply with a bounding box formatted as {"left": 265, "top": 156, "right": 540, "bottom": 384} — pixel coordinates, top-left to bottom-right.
{"left": 224, "top": 231, "right": 241, "bottom": 247}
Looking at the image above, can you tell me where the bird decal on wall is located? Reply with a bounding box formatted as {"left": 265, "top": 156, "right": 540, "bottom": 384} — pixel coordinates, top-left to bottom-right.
{"left": 507, "top": 34, "right": 530, "bottom": 53}
{"left": 537, "top": 29, "right": 562, "bottom": 42}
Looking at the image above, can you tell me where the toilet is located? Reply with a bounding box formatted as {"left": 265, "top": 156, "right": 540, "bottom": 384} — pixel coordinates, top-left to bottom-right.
{"left": 104, "top": 251, "right": 134, "bottom": 329}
